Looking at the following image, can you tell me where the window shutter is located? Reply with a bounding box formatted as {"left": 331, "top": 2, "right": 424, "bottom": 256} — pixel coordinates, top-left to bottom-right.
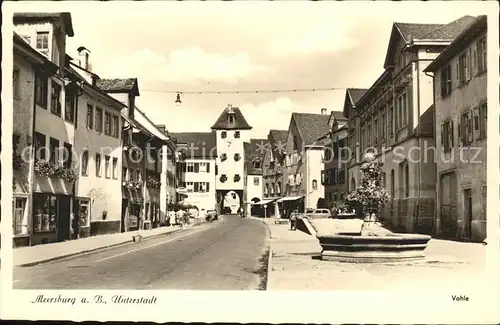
{"left": 461, "top": 115, "right": 466, "bottom": 145}
{"left": 458, "top": 121, "right": 462, "bottom": 146}
{"left": 194, "top": 163, "right": 199, "bottom": 173}
{"left": 468, "top": 112, "right": 473, "bottom": 142}
{"left": 456, "top": 61, "right": 460, "bottom": 83}
{"left": 450, "top": 121, "right": 454, "bottom": 148}
{"left": 206, "top": 163, "right": 210, "bottom": 173}
{"left": 472, "top": 46, "right": 477, "bottom": 73}
{"left": 440, "top": 123, "right": 445, "bottom": 146}
{"left": 206, "top": 182, "right": 210, "bottom": 192}
{"left": 466, "top": 49, "right": 472, "bottom": 81}
{"left": 321, "top": 170, "right": 325, "bottom": 185}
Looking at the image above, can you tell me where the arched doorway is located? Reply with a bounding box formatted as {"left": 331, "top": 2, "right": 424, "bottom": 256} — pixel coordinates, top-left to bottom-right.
{"left": 224, "top": 190, "right": 241, "bottom": 214}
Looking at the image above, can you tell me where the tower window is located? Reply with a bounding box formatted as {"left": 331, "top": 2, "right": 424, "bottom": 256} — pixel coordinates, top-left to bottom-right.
{"left": 234, "top": 131, "right": 240, "bottom": 138}
{"left": 221, "top": 131, "right": 227, "bottom": 139}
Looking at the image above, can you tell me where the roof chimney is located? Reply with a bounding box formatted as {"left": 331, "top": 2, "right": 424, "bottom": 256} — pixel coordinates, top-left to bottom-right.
{"left": 77, "top": 46, "right": 91, "bottom": 71}
{"left": 321, "top": 108, "right": 328, "bottom": 115}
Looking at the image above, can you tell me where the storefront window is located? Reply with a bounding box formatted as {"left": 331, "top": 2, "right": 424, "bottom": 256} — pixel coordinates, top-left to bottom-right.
{"left": 33, "top": 194, "right": 57, "bottom": 232}
{"left": 13, "top": 197, "right": 27, "bottom": 235}
{"left": 77, "top": 199, "right": 90, "bottom": 227}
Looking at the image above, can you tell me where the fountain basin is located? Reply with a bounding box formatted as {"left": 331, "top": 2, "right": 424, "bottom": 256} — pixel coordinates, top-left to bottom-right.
{"left": 317, "top": 232, "right": 431, "bottom": 263}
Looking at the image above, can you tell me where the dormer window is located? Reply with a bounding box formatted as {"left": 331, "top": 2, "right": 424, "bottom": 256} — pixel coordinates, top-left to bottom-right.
{"left": 234, "top": 131, "right": 240, "bottom": 138}
{"left": 253, "top": 160, "right": 261, "bottom": 169}
{"left": 221, "top": 131, "right": 227, "bottom": 139}
{"left": 36, "top": 31, "right": 49, "bottom": 57}
{"left": 228, "top": 115, "right": 234, "bottom": 124}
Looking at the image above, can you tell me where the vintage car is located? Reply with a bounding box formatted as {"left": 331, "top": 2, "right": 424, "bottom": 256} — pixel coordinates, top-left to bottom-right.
{"left": 304, "top": 208, "right": 332, "bottom": 219}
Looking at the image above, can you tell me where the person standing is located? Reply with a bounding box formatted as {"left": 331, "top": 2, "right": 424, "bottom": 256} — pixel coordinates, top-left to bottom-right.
{"left": 290, "top": 209, "right": 298, "bottom": 231}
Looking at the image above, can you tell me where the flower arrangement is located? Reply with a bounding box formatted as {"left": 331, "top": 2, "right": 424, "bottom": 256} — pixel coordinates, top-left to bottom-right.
{"left": 13, "top": 153, "right": 26, "bottom": 170}
{"left": 146, "top": 175, "right": 161, "bottom": 189}
{"left": 34, "top": 160, "right": 54, "bottom": 177}
{"left": 123, "top": 179, "right": 144, "bottom": 190}
{"left": 34, "top": 160, "right": 78, "bottom": 182}
{"left": 52, "top": 165, "right": 79, "bottom": 183}
{"left": 345, "top": 155, "right": 390, "bottom": 220}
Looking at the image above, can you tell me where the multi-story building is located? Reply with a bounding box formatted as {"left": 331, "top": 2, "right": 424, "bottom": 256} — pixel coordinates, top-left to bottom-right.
{"left": 12, "top": 33, "right": 60, "bottom": 247}
{"left": 171, "top": 132, "right": 217, "bottom": 212}
{"left": 346, "top": 15, "right": 476, "bottom": 234}
{"left": 96, "top": 78, "right": 170, "bottom": 231}
{"left": 261, "top": 130, "right": 287, "bottom": 217}
{"left": 424, "top": 15, "right": 487, "bottom": 242}
{"left": 243, "top": 139, "right": 266, "bottom": 215}
{"left": 318, "top": 110, "right": 349, "bottom": 208}
{"left": 155, "top": 124, "right": 178, "bottom": 222}
{"left": 14, "top": 12, "right": 76, "bottom": 245}
{"left": 67, "top": 53, "right": 126, "bottom": 238}
{"left": 281, "top": 110, "right": 331, "bottom": 215}
{"left": 211, "top": 105, "right": 252, "bottom": 214}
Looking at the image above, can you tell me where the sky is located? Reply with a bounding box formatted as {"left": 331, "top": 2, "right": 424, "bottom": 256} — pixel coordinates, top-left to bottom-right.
{"left": 45, "top": 1, "right": 493, "bottom": 139}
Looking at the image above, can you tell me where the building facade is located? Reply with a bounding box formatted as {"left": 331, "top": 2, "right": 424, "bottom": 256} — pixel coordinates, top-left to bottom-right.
{"left": 319, "top": 110, "right": 349, "bottom": 208}
{"left": 261, "top": 130, "right": 287, "bottom": 217}
{"left": 68, "top": 59, "right": 126, "bottom": 238}
{"left": 211, "top": 105, "right": 252, "bottom": 214}
{"left": 424, "top": 15, "right": 487, "bottom": 242}
{"left": 171, "top": 132, "right": 217, "bottom": 212}
{"left": 346, "top": 16, "right": 476, "bottom": 234}
{"left": 14, "top": 12, "right": 77, "bottom": 246}
{"left": 12, "top": 33, "right": 60, "bottom": 247}
{"left": 281, "top": 111, "right": 331, "bottom": 214}
{"left": 243, "top": 139, "right": 266, "bottom": 216}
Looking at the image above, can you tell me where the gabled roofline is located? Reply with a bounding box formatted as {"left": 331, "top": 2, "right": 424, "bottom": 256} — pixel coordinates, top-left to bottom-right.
{"left": 13, "top": 12, "right": 74, "bottom": 37}
{"left": 14, "top": 33, "right": 59, "bottom": 74}
{"left": 354, "top": 70, "right": 390, "bottom": 110}
{"left": 424, "top": 15, "right": 487, "bottom": 73}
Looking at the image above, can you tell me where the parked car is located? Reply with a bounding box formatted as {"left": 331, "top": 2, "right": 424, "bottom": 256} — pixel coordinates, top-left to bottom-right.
{"left": 304, "top": 208, "right": 332, "bottom": 219}
{"left": 206, "top": 209, "right": 218, "bottom": 221}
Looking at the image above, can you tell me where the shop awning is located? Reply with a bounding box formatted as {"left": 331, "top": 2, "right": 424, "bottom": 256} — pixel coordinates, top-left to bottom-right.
{"left": 277, "top": 196, "right": 304, "bottom": 203}
{"left": 252, "top": 199, "right": 276, "bottom": 206}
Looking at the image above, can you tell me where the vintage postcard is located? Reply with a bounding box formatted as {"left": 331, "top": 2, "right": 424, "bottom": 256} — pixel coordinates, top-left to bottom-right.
{"left": 1, "top": 0, "right": 499, "bottom": 323}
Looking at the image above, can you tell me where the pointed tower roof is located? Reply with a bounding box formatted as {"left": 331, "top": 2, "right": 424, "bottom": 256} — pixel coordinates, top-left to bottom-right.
{"left": 211, "top": 105, "right": 252, "bottom": 130}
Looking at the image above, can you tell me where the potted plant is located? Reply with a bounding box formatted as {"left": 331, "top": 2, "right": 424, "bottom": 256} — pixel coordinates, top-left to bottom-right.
{"left": 345, "top": 152, "right": 390, "bottom": 235}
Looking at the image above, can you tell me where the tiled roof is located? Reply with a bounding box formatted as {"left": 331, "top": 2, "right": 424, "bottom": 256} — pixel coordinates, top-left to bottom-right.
{"left": 425, "top": 15, "right": 486, "bottom": 72}
{"left": 269, "top": 130, "right": 288, "bottom": 146}
{"left": 292, "top": 113, "right": 330, "bottom": 146}
{"left": 14, "top": 12, "right": 74, "bottom": 37}
{"left": 394, "top": 16, "right": 476, "bottom": 42}
{"left": 170, "top": 132, "right": 217, "bottom": 159}
{"left": 211, "top": 106, "right": 252, "bottom": 130}
{"left": 244, "top": 139, "right": 267, "bottom": 175}
{"left": 418, "top": 15, "right": 476, "bottom": 40}
{"left": 385, "top": 16, "right": 476, "bottom": 69}
{"left": 96, "top": 78, "right": 139, "bottom": 96}
{"left": 330, "top": 111, "right": 346, "bottom": 120}
{"left": 347, "top": 88, "right": 368, "bottom": 105}
{"left": 395, "top": 23, "right": 444, "bottom": 42}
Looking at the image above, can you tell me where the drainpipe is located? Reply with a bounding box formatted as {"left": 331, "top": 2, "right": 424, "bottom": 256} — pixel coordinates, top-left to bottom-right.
{"left": 72, "top": 80, "right": 84, "bottom": 239}
{"left": 29, "top": 68, "right": 38, "bottom": 246}
{"left": 425, "top": 70, "right": 436, "bottom": 236}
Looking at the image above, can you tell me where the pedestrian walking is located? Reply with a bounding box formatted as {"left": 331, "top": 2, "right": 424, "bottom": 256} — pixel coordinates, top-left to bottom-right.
{"left": 290, "top": 209, "right": 298, "bottom": 231}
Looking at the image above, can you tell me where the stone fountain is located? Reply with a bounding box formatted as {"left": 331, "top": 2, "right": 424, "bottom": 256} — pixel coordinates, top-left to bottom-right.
{"left": 317, "top": 153, "right": 431, "bottom": 263}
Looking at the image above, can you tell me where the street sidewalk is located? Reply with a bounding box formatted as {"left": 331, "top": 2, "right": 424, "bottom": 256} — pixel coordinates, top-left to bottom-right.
{"left": 13, "top": 218, "right": 205, "bottom": 267}
{"left": 255, "top": 216, "right": 488, "bottom": 291}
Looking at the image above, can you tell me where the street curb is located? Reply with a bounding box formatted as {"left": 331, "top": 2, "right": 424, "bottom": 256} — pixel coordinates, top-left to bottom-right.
{"left": 266, "top": 245, "right": 273, "bottom": 290}
{"left": 17, "top": 226, "right": 194, "bottom": 268}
